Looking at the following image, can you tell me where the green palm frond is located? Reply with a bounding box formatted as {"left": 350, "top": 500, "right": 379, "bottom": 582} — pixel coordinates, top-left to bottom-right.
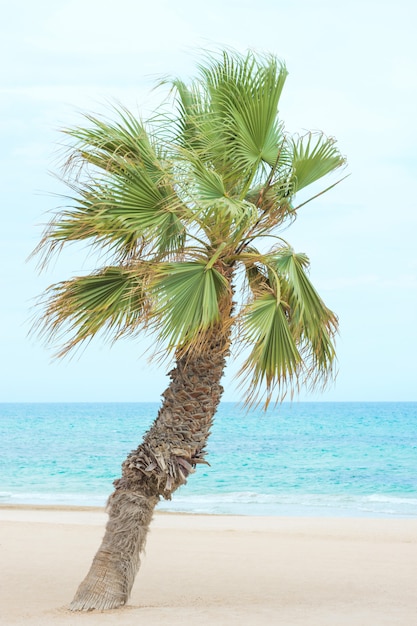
{"left": 272, "top": 247, "right": 338, "bottom": 376}
{"left": 42, "top": 111, "right": 189, "bottom": 259}
{"left": 36, "top": 266, "right": 149, "bottom": 357}
{"left": 152, "top": 261, "right": 229, "bottom": 350}
{"left": 169, "top": 79, "right": 207, "bottom": 152}
{"left": 64, "top": 108, "right": 162, "bottom": 176}
{"left": 236, "top": 245, "right": 338, "bottom": 405}
{"left": 171, "top": 51, "right": 288, "bottom": 193}
{"left": 289, "top": 132, "right": 345, "bottom": 192}
{"left": 201, "top": 50, "right": 287, "bottom": 163}
{"left": 190, "top": 160, "right": 228, "bottom": 204}
{"left": 239, "top": 293, "right": 302, "bottom": 406}
{"left": 187, "top": 158, "right": 259, "bottom": 241}
{"left": 90, "top": 159, "right": 186, "bottom": 254}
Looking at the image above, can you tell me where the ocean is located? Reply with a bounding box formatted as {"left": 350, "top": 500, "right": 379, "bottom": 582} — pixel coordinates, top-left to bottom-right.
{"left": 1, "top": 402, "right": 416, "bottom": 517}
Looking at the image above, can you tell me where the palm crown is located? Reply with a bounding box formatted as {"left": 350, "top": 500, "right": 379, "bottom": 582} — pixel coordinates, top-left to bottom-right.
{"left": 34, "top": 50, "right": 346, "bottom": 406}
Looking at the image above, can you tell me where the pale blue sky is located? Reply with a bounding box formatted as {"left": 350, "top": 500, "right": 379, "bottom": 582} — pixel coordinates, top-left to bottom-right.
{"left": 1, "top": 0, "right": 416, "bottom": 402}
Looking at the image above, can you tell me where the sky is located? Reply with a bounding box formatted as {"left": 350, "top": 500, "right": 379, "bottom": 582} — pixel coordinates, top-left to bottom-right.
{"left": 1, "top": 0, "right": 416, "bottom": 403}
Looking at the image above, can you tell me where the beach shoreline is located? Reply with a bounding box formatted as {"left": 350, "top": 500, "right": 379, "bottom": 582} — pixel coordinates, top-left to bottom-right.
{"left": 1, "top": 506, "right": 416, "bottom": 625}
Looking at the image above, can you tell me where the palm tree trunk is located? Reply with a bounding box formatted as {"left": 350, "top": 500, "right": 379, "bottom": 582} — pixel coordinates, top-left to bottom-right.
{"left": 69, "top": 325, "right": 231, "bottom": 611}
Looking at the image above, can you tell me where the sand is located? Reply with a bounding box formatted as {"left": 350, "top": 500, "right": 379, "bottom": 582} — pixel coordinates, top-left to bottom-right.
{"left": 0, "top": 506, "right": 416, "bottom": 625}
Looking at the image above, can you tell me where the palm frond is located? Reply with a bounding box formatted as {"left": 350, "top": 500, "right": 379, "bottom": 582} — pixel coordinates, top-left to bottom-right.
{"left": 35, "top": 266, "right": 149, "bottom": 357}
{"left": 272, "top": 247, "right": 338, "bottom": 377}
{"left": 239, "top": 293, "right": 302, "bottom": 406}
{"left": 171, "top": 50, "right": 288, "bottom": 193}
{"left": 235, "top": 245, "right": 338, "bottom": 406}
{"left": 289, "top": 132, "right": 345, "bottom": 192}
{"left": 169, "top": 79, "right": 207, "bottom": 152}
{"left": 64, "top": 107, "right": 161, "bottom": 177}
{"left": 186, "top": 157, "right": 260, "bottom": 241}
{"left": 152, "top": 261, "right": 229, "bottom": 350}
{"left": 39, "top": 110, "right": 191, "bottom": 260}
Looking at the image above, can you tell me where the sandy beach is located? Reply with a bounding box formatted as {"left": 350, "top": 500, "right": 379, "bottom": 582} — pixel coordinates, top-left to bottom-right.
{"left": 0, "top": 506, "right": 416, "bottom": 625}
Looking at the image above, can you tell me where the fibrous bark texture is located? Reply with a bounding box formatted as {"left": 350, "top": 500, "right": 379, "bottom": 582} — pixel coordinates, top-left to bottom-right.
{"left": 70, "top": 325, "right": 230, "bottom": 611}
{"left": 69, "top": 491, "right": 157, "bottom": 611}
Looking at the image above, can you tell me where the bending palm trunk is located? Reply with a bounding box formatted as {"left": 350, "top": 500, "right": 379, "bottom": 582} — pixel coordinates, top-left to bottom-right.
{"left": 70, "top": 326, "right": 230, "bottom": 610}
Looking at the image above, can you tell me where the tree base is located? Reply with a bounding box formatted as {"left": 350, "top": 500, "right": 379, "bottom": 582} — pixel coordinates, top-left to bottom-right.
{"left": 69, "top": 587, "right": 126, "bottom": 611}
{"left": 69, "top": 491, "right": 158, "bottom": 611}
{"left": 69, "top": 552, "right": 130, "bottom": 611}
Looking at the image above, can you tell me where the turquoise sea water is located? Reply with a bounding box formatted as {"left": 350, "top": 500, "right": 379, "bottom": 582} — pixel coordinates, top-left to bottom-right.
{"left": 0, "top": 402, "right": 416, "bottom": 517}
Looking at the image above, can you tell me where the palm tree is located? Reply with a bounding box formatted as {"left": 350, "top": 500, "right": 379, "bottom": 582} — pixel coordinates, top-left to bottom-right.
{"left": 33, "top": 50, "right": 346, "bottom": 611}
